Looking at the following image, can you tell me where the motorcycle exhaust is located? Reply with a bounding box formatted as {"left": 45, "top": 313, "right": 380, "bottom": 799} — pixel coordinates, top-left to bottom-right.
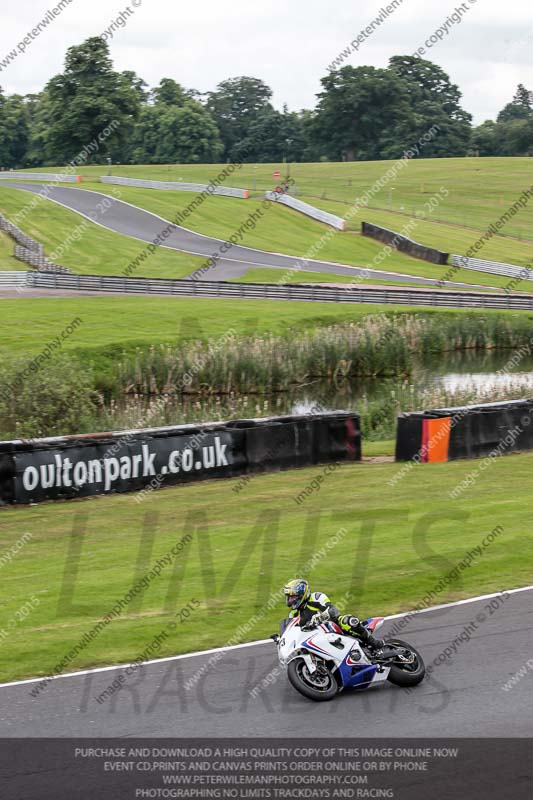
{"left": 373, "top": 645, "right": 413, "bottom": 663}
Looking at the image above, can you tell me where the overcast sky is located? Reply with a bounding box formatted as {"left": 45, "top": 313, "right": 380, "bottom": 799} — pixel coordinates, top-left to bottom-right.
{"left": 1, "top": 0, "right": 532, "bottom": 124}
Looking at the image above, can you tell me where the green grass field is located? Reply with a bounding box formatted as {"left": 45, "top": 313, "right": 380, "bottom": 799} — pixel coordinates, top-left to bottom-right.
{"left": 321, "top": 203, "right": 533, "bottom": 269}
{"left": 1, "top": 158, "right": 532, "bottom": 684}
{"left": 2, "top": 296, "right": 531, "bottom": 362}
{"left": 29, "top": 158, "right": 533, "bottom": 241}
{"left": 364, "top": 439, "right": 394, "bottom": 457}
{"left": 1, "top": 182, "right": 452, "bottom": 282}
{"left": 0, "top": 449, "right": 531, "bottom": 682}
{"left": 231, "top": 267, "right": 506, "bottom": 290}
{"left": 5, "top": 157, "right": 533, "bottom": 286}
{"left": 80, "top": 182, "right": 531, "bottom": 287}
{"left": 0, "top": 187, "right": 202, "bottom": 279}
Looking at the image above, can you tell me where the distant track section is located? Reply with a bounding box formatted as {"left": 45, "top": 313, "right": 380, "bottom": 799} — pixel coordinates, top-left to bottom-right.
{"left": 101, "top": 175, "right": 249, "bottom": 199}
{"left": 9, "top": 271, "right": 533, "bottom": 309}
{"left": 0, "top": 182, "right": 480, "bottom": 287}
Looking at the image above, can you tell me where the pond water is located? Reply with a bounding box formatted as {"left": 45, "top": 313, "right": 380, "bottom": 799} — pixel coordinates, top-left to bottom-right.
{"left": 423, "top": 350, "right": 533, "bottom": 395}
{"left": 101, "top": 349, "right": 533, "bottom": 430}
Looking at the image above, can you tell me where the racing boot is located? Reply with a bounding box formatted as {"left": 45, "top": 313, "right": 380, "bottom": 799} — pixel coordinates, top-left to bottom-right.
{"left": 365, "top": 633, "right": 385, "bottom": 653}
{"left": 342, "top": 616, "right": 385, "bottom": 653}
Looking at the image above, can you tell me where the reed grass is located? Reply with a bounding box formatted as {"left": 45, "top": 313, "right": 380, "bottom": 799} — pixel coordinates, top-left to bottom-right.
{"left": 115, "top": 313, "right": 533, "bottom": 397}
{"left": 2, "top": 313, "right": 533, "bottom": 440}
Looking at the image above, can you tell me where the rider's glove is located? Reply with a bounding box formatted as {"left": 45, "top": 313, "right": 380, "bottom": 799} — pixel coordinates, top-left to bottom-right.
{"left": 310, "top": 611, "right": 329, "bottom": 627}
{"left": 345, "top": 616, "right": 360, "bottom": 628}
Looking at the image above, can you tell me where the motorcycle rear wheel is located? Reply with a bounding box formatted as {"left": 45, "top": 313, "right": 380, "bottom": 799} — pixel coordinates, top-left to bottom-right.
{"left": 287, "top": 657, "right": 339, "bottom": 701}
{"left": 385, "top": 638, "right": 426, "bottom": 687}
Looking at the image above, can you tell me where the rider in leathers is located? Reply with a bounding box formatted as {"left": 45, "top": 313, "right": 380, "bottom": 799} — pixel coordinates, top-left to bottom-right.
{"left": 283, "top": 578, "right": 384, "bottom": 651}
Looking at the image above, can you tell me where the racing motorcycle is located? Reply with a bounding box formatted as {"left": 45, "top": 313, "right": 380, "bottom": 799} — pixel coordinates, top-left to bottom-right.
{"left": 272, "top": 611, "right": 425, "bottom": 701}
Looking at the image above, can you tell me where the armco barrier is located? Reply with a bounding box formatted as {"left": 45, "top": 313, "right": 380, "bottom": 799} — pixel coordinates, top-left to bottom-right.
{"left": 14, "top": 246, "right": 70, "bottom": 273}
{"left": 0, "top": 271, "right": 28, "bottom": 285}
{"left": 0, "top": 214, "right": 70, "bottom": 273}
{"left": 0, "top": 214, "right": 43, "bottom": 254}
{"left": 451, "top": 254, "right": 533, "bottom": 282}
{"left": 395, "top": 399, "right": 533, "bottom": 463}
{"left": 15, "top": 271, "right": 533, "bottom": 310}
{"left": 101, "top": 176, "right": 249, "bottom": 199}
{"left": 0, "top": 412, "right": 361, "bottom": 505}
{"left": 362, "top": 222, "right": 449, "bottom": 265}
{"left": 0, "top": 172, "right": 79, "bottom": 182}
{"left": 265, "top": 191, "right": 346, "bottom": 231}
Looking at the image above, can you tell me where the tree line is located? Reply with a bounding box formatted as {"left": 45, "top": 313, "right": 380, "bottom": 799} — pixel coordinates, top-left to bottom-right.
{"left": 0, "top": 37, "right": 531, "bottom": 169}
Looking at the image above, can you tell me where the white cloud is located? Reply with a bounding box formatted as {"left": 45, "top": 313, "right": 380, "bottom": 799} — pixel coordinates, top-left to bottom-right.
{"left": 0, "top": 0, "right": 531, "bottom": 123}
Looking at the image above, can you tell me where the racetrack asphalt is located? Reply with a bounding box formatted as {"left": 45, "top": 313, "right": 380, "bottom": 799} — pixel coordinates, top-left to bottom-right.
{"left": 1, "top": 589, "right": 531, "bottom": 738}
{"left": 1, "top": 182, "right": 480, "bottom": 288}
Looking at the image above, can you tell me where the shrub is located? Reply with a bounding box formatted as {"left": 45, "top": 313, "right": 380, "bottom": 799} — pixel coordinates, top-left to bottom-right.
{"left": 0, "top": 354, "right": 98, "bottom": 439}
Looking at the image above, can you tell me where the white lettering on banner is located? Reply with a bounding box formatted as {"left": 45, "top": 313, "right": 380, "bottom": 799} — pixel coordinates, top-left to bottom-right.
{"left": 88, "top": 459, "right": 103, "bottom": 483}
{"left": 132, "top": 454, "right": 142, "bottom": 478}
{"left": 141, "top": 444, "right": 156, "bottom": 476}
{"left": 215, "top": 438, "right": 229, "bottom": 466}
{"left": 182, "top": 449, "right": 193, "bottom": 472}
{"left": 203, "top": 445, "right": 215, "bottom": 469}
{"left": 41, "top": 464, "right": 54, "bottom": 488}
{"left": 169, "top": 452, "right": 181, "bottom": 474}
{"left": 120, "top": 456, "right": 131, "bottom": 480}
{"left": 22, "top": 466, "right": 39, "bottom": 491}
{"left": 62, "top": 457, "right": 73, "bottom": 487}
{"left": 73, "top": 461, "right": 87, "bottom": 487}
{"left": 55, "top": 454, "right": 62, "bottom": 487}
{"left": 18, "top": 435, "right": 232, "bottom": 497}
{"left": 104, "top": 457, "right": 120, "bottom": 491}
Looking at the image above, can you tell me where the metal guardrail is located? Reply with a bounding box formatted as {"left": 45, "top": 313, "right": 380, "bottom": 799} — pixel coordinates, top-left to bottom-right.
{"left": 0, "top": 214, "right": 43, "bottom": 253}
{"left": 101, "top": 176, "right": 249, "bottom": 199}
{"left": 13, "top": 246, "right": 70, "bottom": 273}
{"left": 0, "top": 213, "right": 71, "bottom": 274}
{"left": 451, "top": 254, "right": 533, "bottom": 282}
{"left": 265, "top": 191, "right": 346, "bottom": 231}
{"left": 11, "top": 271, "right": 533, "bottom": 310}
{"left": 0, "top": 172, "right": 79, "bottom": 182}
{"left": 0, "top": 271, "right": 29, "bottom": 284}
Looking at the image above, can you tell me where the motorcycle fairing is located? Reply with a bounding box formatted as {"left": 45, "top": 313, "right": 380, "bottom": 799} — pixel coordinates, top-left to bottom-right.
{"left": 337, "top": 661, "right": 378, "bottom": 688}
{"left": 362, "top": 616, "right": 385, "bottom": 632}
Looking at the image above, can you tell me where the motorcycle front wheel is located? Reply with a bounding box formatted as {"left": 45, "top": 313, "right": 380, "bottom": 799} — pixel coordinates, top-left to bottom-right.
{"left": 385, "top": 638, "right": 426, "bottom": 687}
{"left": 287, "top": 657, "right": 339, "bottom": 701}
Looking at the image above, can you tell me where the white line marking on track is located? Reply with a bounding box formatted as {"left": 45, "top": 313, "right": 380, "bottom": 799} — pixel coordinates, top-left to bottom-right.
{"left": 3, "top": 183, "right": 472, "bottom": 287}
{"left": 1, "top": 584, "right": 532, "bottom": 691}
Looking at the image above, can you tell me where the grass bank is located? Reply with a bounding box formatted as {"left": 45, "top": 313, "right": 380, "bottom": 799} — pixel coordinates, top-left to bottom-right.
{"left": 2, "top": 173, "right": 531, "bottom": 286}
{"left": 0, "top": 187, "right": 202, "bottom": 279}
{"left": 5, "top": 296, "right": 523, "bottom": 361}
{"left": 19, "top": 157, "right": 533, "bottom": 268}
{"left": 30, "top": 157, "right": 533, "bottom": 242}
{"left": 235, "top": 268, "right": 517, "bottom": 292}
{"left": 0, "top": 449, "right": 531, "bottom": 682}
{"left": 78, "top": 182, "right": 526, "bottom": 289}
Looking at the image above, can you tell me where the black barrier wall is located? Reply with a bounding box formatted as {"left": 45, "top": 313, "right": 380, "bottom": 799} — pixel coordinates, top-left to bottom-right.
{"left": 395, "top": 399, "right": 533, "bottom": 462}
{"left": 0, "top": 413, "right": 361, "bottom": 505}
{"left": 362, "top": 221, "right": 449, "bottom": 265}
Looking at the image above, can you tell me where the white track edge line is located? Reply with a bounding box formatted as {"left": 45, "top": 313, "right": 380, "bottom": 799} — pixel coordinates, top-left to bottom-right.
{"left": 4, "top": 183, "right": 472, "bottom": 288}
{"left": 1, "top": 584, "right": 532, "bottom": 690}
